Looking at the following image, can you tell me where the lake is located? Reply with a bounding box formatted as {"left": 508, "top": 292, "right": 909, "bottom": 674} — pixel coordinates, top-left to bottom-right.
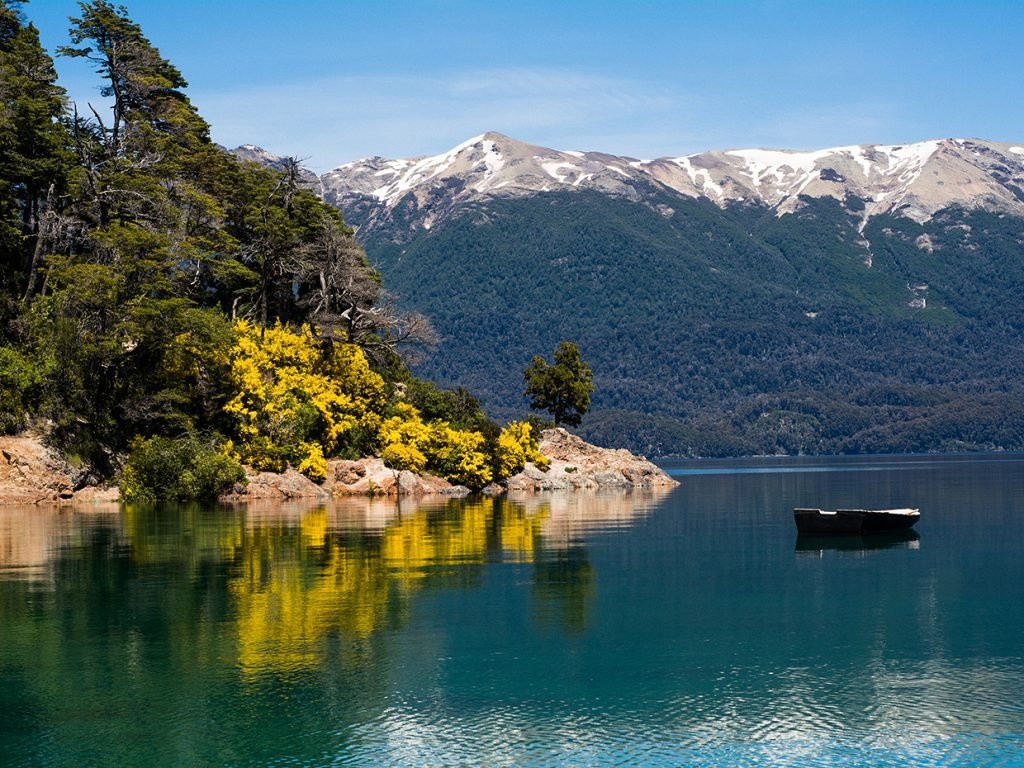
{"left": 1, "top": 454, "right": 1023, "bottom": 767}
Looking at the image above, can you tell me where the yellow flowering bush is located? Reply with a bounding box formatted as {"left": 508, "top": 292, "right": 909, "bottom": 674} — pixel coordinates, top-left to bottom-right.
{"left": 428, "top": 424, "right": 493, "bottom": 488}
{"left": 379, "top": 404, "right": 430, "bottom": 473}
{"left": 494, "top": 421, "right": 549, "bottom": 478}
{"left": 223, "top": 320, "right": 386, "bottom": 476}
{"left": 219, "top": 321, "right": 538, "bottom": 490}
{"left": 378, "top": 402, "right": 492, "bottom": 488}
{"left": 296, "top": 442, "right": 328, "bottom": 483}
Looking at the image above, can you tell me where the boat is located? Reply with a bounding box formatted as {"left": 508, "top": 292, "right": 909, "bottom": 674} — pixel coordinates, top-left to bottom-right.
{"left": 793, "top": 507, "right": 920, "bottom": 535}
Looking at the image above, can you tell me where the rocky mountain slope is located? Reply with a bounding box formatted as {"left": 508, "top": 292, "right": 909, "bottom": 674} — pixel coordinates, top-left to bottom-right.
{"left": 317, "top": 132, "right": 1024, "bottom": 236}
{"left": 229, "top": 144, "right": 324, "bottom": 196}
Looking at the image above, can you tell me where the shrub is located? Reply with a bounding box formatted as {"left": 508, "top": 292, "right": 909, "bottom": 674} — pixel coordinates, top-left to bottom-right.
{"left": 296, "top": 441, "right": 328, "bottom": 483}
{"left": 0, "top": 346, "right": 43, "bottom": 434}
{"left": 223, "top": 320, "right": 386, "bottom": 470}
{"left": 494, "top": 421, "right": 549, "bottom": 478}
{"left": 121, "top": 435, "right": 246, "bottom": 502}
{"left": 427, "top": 424, "right": 492, "bottom": 488}
{"left": 378, "top": 402, "right": 492, "bottom": 488}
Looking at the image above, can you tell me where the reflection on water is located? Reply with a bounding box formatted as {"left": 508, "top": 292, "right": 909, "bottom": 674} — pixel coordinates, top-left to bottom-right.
{"left": 3, "top": 457, "right": 1024, "bottom": 767}
{"left": 794, "top": 529, "right": 921, "bottom": 556}
{"left": 0, "top": 490, "right": 665, "bottom": 682}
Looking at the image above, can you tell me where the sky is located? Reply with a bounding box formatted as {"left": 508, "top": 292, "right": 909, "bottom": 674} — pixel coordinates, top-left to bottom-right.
{"left": 22, "top": 0, "right": 1024, "bottom": 173}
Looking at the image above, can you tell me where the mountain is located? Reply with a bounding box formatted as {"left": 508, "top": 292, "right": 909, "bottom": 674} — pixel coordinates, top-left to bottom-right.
{"left": 322, "top": 132, "right": 1024, "bottom": 237}
{"left": 251, "top": 134, "right": 1024, "bottom": 456}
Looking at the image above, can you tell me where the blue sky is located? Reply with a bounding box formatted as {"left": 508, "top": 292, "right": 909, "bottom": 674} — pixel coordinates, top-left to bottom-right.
{"left": 23, "top": 0, "right": 1024, "bottom": 173}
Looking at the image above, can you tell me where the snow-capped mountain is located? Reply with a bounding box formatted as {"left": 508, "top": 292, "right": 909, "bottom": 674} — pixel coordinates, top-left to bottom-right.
{"left": 320, "top": 132, "right": 660, "bottom": 233}
{"left": 319, "top": 132, "right": 1024, "bottom": 234}
{"left": 229, "top": 132, "right": 1024, "bottom": 457}
{"left": 641, "top": 138, "right": 1024, "bottom": 223}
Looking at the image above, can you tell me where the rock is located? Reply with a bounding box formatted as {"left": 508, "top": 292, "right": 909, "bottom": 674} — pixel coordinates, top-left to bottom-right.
{"left": 71, "top": 486, "right": 121, "bottom": 504}
{"left": 503, "top": 428, "right": 678, "bottom": 493}
{"left": 333, "top": 461, "right": 367, "bottom": 485}
{"left": 439, "top": 484, "right": 472, "bottom": 497}
{"left": 0, "top": 435, "right": 75, "bottom": 505}
{"left": 324, "top": 458, "right": 467, "bottom": 496}
{"left": 220, "top": 467, "right": 329, "bottom": 502}
{"left": 0, "top": 428, "right": 675, "bottom": 505}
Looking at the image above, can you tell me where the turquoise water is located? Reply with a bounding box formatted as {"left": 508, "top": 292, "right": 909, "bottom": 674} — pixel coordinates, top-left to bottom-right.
{"left": 2, "top": 455, "right": 1023, "bottom": 766}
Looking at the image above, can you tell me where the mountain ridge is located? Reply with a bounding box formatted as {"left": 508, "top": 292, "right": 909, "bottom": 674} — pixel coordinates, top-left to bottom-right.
{"left": 299, "top": 132, "right": 1024, "bottom": 235}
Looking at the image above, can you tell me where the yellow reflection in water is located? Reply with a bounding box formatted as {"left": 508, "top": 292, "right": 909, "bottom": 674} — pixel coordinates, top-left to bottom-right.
{"left": 499, "top": 504, "right": 547, "bottom": 562}
{"left": 0, "top": 489, "right": 669, "bottom": 679}
{"left": 381, "top": 498, "right": 491, "bottom": 585}
{"left": 231, "top": 524, "right": 392, "bottom": 678}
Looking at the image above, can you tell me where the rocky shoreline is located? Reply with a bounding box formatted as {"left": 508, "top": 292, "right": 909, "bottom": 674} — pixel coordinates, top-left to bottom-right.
{"left": 0, "top": 428, "right": 677, "bottom": 505}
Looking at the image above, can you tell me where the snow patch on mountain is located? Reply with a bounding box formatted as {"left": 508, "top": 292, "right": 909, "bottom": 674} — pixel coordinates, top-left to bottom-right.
{"left": 725, "top": 147, "right": 836, "bottom": 188}
{"left": 542, "top": 161, "right": 581, "bottom": 183}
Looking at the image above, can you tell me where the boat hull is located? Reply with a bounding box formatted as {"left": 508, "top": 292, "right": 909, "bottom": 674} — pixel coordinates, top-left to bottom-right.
{"left": 793, "top": 508, "right": 920, "bottom": 535}
{"left": 861, "top": 510, "right": 919, "bottom": 532}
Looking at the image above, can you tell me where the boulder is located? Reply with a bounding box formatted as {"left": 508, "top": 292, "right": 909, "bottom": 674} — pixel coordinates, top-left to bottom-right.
{"left": 324, "top": 458, "right": 469, "bottom": 496}
{"left": 71, "top": 485, "right": 121, "bottom": 504}
{"left": 503, "top": 428, "right": 678, "bottom": 492}
{"left": 220, "top": 467, "right": 330, "bottom": 502}
{"left": 0, "top": 435, "right": 75, "bottom": 505}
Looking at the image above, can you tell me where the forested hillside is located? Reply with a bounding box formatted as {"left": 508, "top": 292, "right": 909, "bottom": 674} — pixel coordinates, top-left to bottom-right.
{"left": 0, "top": 0, "right": 543, "bottom": 496}
{"left": 360, "top": 190, "right": 1024, "bottom": 456}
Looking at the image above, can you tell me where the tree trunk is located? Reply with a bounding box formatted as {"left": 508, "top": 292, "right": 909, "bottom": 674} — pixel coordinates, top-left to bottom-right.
{"left": 22, "top": 184, "right": 55, "bottom": 302}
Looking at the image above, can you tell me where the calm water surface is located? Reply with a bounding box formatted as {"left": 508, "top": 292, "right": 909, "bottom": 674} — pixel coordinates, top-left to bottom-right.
{"left": 1, "top": 454, "right": 1023, "bottom": 767}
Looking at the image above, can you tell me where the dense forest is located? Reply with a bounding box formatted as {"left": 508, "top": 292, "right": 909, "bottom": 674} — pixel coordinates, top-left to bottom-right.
{"left": 360, "top": 189, "right": 1024, "bottom": 457}
{"left": 0, "top": 0, "right": 545, "bottom": 497}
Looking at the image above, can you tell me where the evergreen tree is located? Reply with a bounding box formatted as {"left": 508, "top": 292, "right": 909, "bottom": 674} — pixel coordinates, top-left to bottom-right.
{"left": 0, "top": 0, "right": 71, "bottom": 299}
{"left": 523, "top": 341, "right": 594, "bottom": 427}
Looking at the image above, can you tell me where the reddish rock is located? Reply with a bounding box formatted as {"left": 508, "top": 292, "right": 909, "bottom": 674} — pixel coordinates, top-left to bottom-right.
{"left": 220, "top": 467, "right": 329, "bottom": 502}
{"left": 0, "top": 435, "right": 75, "bottom": 505}
{"left": 324, "top": 458, "right": 469, "bottom": 497}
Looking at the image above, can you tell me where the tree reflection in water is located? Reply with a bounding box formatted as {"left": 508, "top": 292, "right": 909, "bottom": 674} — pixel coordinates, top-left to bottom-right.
{"left": 0, "top": 489, "right": 668, "bottom": 680}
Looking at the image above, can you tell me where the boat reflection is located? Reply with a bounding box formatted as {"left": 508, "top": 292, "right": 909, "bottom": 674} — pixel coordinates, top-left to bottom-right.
{"left": 795, "top": 529, "right": 920, "bottom": 556}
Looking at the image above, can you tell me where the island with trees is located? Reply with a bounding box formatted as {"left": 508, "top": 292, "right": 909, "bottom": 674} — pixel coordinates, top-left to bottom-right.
{"left": 0, "top": 0, "right": 675, "bottom": 503}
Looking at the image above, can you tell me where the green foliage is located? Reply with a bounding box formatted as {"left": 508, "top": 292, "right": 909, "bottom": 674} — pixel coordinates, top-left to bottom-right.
{"left": 0, "top": 1, "right": 392, "bottom": 480}
{"left": 0, "top": 344, "right": 43, "bottom": 433}
{"left": 524, "top": 341, "right": 593, "bottom": 427}
{"left": 403, "top": 378, "right": 495, "bottom": 433}
{"left": 121, "top": 434, "right": 245, "bottom": 503}
{"left": 0, "top": 0, "right": 72, "bottom": 298}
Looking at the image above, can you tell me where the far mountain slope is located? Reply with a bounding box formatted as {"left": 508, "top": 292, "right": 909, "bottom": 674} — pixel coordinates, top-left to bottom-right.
{"left": 236, "top": 134, "right": 1024, "bottom": 456}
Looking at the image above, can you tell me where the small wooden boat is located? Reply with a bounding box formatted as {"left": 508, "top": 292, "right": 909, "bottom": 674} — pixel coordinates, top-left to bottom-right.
{"left": 793, "top": 507, "right": 920, "bottom": 535}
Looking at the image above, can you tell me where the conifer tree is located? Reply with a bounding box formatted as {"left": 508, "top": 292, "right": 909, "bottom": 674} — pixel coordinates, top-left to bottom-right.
{"left": 0, "top": 0, "right": 71, "bottom": 299}
{"left": 523, "top": 341, "right": 594, "bottom": 427}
